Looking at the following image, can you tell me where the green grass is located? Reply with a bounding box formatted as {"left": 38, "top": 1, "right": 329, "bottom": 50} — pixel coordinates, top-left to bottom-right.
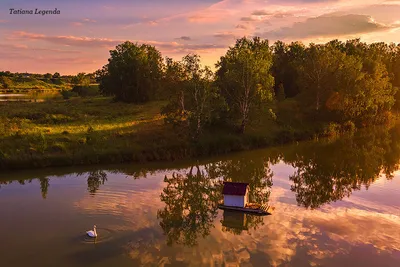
{"left": 0, "top": 77, "right": 72, "bottom": 92}
{"left": 0, "top": 97, "right": 315, "bottom": 170}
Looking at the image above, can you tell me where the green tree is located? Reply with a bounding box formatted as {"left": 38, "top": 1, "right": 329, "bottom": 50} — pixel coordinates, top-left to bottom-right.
{"left": 0, "top": 76, "right": 13, "bottom": 89}
{"left": 52, "top": 72, "right": 61, "bottom": 79}
{"left": 216, "top": 37, "right": 275, "bottom": 133}
{"left": 72, "top": 72, "right": 90, "bottom": 86}
{"left": 391, "top": 44, "right": 400, "bottom": 88}
{"left": 326, "top": 55, "right": 395, "bottom": 125}
{"left": 95, "top": 66, "right": 113, "bottom": 96}
{"left": 97, "top": 41, "right": 164, "bottom": 103}
{"left": 43, "top": 73, "right": 52, "bottom": 80}
{"left": 276, "top": 84, "right": 286, "bottom": 101}
{"left": 271, "top": 41, "right": 305, "bottom": 98}
{"left": 298, "top": 44, "right": 339, "bottom": 112}
{"left": 161, "top": 57, "right": 190, "bottom": 127}
{"left": 182, "top": 54, "right": 216, "bottom": 137}
{"left": 162, "top": 54, "right": 219, "bottom": 138}
{"left": 163, "top": 56, "right": 186, "bottom": 110}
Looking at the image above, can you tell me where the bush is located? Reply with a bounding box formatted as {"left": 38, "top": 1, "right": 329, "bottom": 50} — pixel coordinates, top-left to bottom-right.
{"left": 323, "top": 122, "right": 341, "bottom": 137}
{"left": 276, "top": 126, "right": 296, "bottom": 143}
{"left": 72, "top": 85, "right": 99, "bottom": 97}
{"left": 343, "top": 121, "right": 356, "bottom": 133}
{"left": 47, "top": 143, "right": 67, "bottom": 153}
{"left": 28, "top": 132, "right": 47, "bottom": 154}
{"left": 375, "top": 111, "right": 395, "bottom": 126}
{"left": 0, "top": 76, "right": 13, "bottom": 89}
{"left": 60, "top": 89, "right": 77, "bottom": 100}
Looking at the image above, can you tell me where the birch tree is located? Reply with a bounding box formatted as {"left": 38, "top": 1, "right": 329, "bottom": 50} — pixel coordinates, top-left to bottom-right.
{"left": 162, "top": 54, "right": 217, "bottom": 138}
{"left": 216, "top": 37, "right": 274, "bottom": 133}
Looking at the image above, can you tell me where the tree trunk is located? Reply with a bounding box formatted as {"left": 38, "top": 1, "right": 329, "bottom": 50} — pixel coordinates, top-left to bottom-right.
{"left": 240, "top": 118, "right": 246, "bottom": 133}
{"left": 195, "top": 118, "right": 201, "bottom": 138}
{"left": 179, "top": 90, "right": 185, "bottom": 112}
{"left": 316, "top": 82, "right": 320, "bottom": 111}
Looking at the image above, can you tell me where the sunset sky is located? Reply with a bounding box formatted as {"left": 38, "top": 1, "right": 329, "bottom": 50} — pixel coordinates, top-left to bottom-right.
{"left": 1, "top": 0, "right": 400, "bottom": 75}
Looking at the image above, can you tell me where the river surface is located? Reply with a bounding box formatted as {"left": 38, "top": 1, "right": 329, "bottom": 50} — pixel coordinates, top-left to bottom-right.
{"left": 1, "top": 126, "right": 400, "bottom": 266}
{"left": 0, "top": 91, "right": 61, "bottom": 102}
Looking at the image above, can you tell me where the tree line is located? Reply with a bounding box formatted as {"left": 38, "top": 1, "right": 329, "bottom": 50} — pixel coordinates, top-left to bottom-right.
{"left": 0, "top": 71, "right": 97, "bottom": 90}
{"left": 95, "top": 37, "right": 400, "bottom": 137}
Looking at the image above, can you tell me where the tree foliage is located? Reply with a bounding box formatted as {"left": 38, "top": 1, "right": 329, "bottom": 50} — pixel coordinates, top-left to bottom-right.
{"left": 71, "top": 72, "right": 90, "bottom": 86}
{"left": 216, "top": 37, "right": 275, "bottom": 133}
{"left": 272, "top": 39, "right": 398, "bottom": 127}
{"left": 162, "top": 54, "right": 220, "bottom": 138}
{"left": 0, "top": 76, "right": 13, "bottom": 89}
{"left": 97, "top": 41, "right": 164, "bottom": 103}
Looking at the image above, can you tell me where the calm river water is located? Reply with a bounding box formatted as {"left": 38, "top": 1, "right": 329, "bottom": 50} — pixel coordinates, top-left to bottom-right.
{"left": 0, "top": 91, "right": 61, "bottom": 102}
{"left": 1, "top": 126, "right": 400, "bottom": 266}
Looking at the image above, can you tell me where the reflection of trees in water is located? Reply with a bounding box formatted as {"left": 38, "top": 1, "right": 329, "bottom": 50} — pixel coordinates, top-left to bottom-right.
{"left": 207, "top": 158, "right": 273, "bottom": 235}
{"left": 221, "top": 211, "right": 265, "bottom": 236}
{"left": 86, "top": 170, "right": 108, "bottom": 195}
{"left": 1, "top": 178, "right": 49, "bottom": 199}
{"left": 285, "top": 126, "right": 400, "bottom": 209}
{"left": 157, "top": 165, "right": 223, "bottom": 247}
{"left": 207, "top": 158, "right": 273, "bottom": 204}
{"left": 39, "top": 178, "right": 49, "bottom": 199}
{"left": 0, "top": 180, "right": 13, "bottom": 190}
{"left": 2, "top": 123, "right": 400, "bottom": 218}
{"left": 108, "top": 168, "right": 157, "bottom": 180}
{"left": 18, "top": 179, "right": 32, "bottom": 185}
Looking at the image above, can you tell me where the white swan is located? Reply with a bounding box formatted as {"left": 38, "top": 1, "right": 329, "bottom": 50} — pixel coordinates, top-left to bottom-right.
{"left": 86, "top": 225, "right": 97, "bottom": 238}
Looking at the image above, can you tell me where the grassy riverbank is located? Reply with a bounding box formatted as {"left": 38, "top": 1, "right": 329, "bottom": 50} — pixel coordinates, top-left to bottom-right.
{"left": 0, "top": 97, "right": 316, "bottom": 170}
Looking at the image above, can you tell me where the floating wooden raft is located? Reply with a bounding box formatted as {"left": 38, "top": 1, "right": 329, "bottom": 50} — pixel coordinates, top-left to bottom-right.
{"left": 218, "top": 203, "right": 272, "bottom": 216}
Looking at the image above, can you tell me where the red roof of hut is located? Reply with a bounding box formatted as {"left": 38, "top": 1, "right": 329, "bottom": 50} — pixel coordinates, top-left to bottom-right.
{"left": 222, "top": 182, "right": 249, "bottom": 196}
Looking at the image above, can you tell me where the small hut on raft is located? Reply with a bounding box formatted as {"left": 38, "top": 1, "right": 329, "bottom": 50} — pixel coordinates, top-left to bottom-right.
{"left": 222, "top": 182, "right": 249, "bottom": 208}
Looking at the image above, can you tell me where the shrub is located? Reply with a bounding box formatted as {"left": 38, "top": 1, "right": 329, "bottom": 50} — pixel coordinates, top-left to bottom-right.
{"left": 47, "top": 143, "right": 67, "bottom": 153}
{"left": 28, "top": 132, "right": 47, "bottom": 154}
{"left": 0, "top": 76, "right": 13, "bottom": 89}
{"left": 72, "top": 85, "right": 99, "bottom": 97}
{"left": 323, "top": 122, "right": 341, "bottom": 137}
{"left": 85, "top": 125, "right": 97, "bottom": 144}
{"left": 60, "top": 89, "right": 77, "bottom": 100}
{"left": 343, "top": 121, "right": 356, "bottom": 133}
{"left": 276, "top": 126, "right": 296, "bottom": 143}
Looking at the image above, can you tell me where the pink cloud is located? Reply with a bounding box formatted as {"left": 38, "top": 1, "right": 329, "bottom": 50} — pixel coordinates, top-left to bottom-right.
{"left": 71, "top": 22, "right": 83, "bottom": 27}
{"left": 9, "top": 31, "right": 227, "bottom": 54}
{"left": 71, "top": 18, "right": 97, "bottom": 27}
{"left": 0, "top": 43, "right": 83, "bottom": 55}
{"left": 12, "top": 31, "right": 121, "bottom": 48}
{"left": 213, "top": 32, "right": 241, "bottom": 40}
{"left": 83, "top": 18, "right": 96, "bottom": 23}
